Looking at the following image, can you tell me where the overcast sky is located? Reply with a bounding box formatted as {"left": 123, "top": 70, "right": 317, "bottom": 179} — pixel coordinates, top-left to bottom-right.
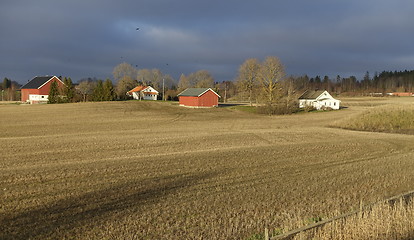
{"left": 1, "top": 0, "right": 414, "bottom": 84}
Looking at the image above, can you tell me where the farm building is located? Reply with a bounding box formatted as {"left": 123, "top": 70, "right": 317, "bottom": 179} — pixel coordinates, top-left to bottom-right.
{"left": 127, "top": 86, "right": 159, "bottom": 100}
{"left": 20, "top": 76, "right": 65, "bottom": 104}
{"left": 386, "top": 92, "right": 414, "bottom": 97}
{"left": 299, "top": 90, "right": 341, "bottom": 110}
{"left": 177, "top": 88, "right": 220, "bottom": 108}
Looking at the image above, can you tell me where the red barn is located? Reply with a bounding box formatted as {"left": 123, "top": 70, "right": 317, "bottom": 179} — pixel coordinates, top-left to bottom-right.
{"left": 178, "top": 88, "right": 220, "bottom": 108}
{"left": 21, "top": 76, "right": 65, "bottom": 104}
{"left": 388, "top": 92, "right": 414, "bottom": 97}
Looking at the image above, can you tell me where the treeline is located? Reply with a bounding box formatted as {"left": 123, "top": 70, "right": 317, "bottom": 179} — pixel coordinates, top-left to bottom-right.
{"left": 215, "top": 70, "right": 414, "bottom": 104}
{"left": 4, "top": 61, "right": 414, "bottom": 103}
{"left": 1, "top": 78, "right": 21, "bottom": 101}
{"left": 72, "top": 78, "right": 116, "bottom": 102}
{"left": 288, "top": 70, "right": 414, "bottom": 96}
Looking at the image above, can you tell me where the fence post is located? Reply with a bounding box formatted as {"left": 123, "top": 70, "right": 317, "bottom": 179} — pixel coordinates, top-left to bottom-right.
{"left": 265, "top": 227, "right": 269, "bottom": 240}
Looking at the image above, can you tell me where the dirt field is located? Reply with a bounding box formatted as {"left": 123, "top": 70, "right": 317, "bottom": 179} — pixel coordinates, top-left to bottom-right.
{"left": 1, "top": 98, "right": 414, "bottom": 239}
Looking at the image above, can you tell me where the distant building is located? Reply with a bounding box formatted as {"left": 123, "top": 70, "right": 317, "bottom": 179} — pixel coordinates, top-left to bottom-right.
{"left": 298, "top": 90, "right": 341, "bottom": 110}
{"left": 177, "top": 88, "right": 220, "bottom": 108}
{"left": 20, "top": 76, "right": 65, "bottom": 104}
{"left": 127, "top": 86, "right": 159, "bottom": 100}
{"left": 386, "top": 92, "right": 414, "bottom": 97}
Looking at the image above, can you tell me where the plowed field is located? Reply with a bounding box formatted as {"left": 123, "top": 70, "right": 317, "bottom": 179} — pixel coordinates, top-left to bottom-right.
{"left": 1, "top": 98, "right": 414, "bottom": 239}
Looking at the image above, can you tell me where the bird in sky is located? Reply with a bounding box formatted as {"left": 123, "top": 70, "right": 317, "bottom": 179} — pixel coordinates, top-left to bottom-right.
{"left": 136, "top": 28, "right": 140, "bottom": 31}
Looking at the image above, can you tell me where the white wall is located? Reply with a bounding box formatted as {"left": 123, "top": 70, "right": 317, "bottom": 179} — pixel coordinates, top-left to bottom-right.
{"left": 29, "top": 94, "right": 48, "bottom": 101}
{"left": 299, "top": 99, "right": 340, "bottom": 110}
{"left": 142, "top": 94, "right": 157, "bottom": 100}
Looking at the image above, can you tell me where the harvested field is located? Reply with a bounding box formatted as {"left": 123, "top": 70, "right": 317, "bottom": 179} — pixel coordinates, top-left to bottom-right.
{"left": 1, "top": 98, "right": 414, "bottom": 239}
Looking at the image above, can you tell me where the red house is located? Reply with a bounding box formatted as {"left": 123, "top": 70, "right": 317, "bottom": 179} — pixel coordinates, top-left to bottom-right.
{"left": 21, "top": 76, "right": 65, "bottom": 104}
{"left": 178, "top": 88, "right": 220, "bottom": 108}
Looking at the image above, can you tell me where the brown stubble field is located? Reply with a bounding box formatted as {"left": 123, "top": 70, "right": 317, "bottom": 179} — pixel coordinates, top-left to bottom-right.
{"left": 1, "top": 98, "right": 414, "bottom": 239}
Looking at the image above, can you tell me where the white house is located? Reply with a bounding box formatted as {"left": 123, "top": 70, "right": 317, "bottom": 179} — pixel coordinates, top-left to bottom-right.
{"left": 298, "top": 90, "right": 341, "bottom": 110}
{"left": 127, "top": 86, "right": 159, "bottom": 100}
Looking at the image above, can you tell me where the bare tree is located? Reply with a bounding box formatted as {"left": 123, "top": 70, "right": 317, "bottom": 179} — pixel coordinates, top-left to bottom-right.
{"left": 258, "top": 56, "right": 285, "bottom": 104}
{"left": 283, "top": 76, "right": 298, "bottom": 112}
{"left": 137, "top": 68, "right": 166, "bottom": 90}
{"left": 177, "top": 70, "right": 214, "bottom": 90}
{"left": 150, "top": 69, "right": 163, "bottom": 89}
{"left": 113, "top": 62, "right": 138, "bottom": 82}
{"left": 236, "top": 58, "right": 260, "bottom": 106}
{"left": 178, "top": 73, "right": 190, "bottom": 91}
{"left": 191, "top": 70, "right": 214, "bottom": 88}
{"left": 77, "top": 81, "right": 96, "bottom": 102}
{"left": 137, "top": 69, "right": 151, "bottom": 86}
{"left": 116, "top": 76, "right": 137, "bottom": 100}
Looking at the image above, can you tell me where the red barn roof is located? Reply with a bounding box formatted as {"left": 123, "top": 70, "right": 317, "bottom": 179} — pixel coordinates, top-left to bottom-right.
{"left": 21, "top": 76, "right": 64, "bottom": 89}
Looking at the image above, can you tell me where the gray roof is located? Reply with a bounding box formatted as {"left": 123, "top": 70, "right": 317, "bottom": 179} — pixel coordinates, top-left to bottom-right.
{"left": 20, "top": 76, "right": 56, "bottom": 89}
{"left": 177, "top": 88, "right": 220, "bottom": 97}
{"left": 298, "top": 90, "right": 326, "bottom": 99}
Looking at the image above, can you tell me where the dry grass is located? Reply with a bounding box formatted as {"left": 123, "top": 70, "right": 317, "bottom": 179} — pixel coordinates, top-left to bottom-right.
{"left": 334, "top": 104, "right": 414, "bottom": 134}
{"left": 1, "top": 99, "right": 414, "bottom": 239}
{"left": 293, "top": 197, "right": 414, "bottom": 240}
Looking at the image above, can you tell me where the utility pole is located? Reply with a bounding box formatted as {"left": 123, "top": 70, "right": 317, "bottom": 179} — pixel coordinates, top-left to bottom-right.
{"left": 162, "top": 78, "right": 165, "bottom": 101}
{"left": 224, "top": 82, "right": 227, "bottom": 103}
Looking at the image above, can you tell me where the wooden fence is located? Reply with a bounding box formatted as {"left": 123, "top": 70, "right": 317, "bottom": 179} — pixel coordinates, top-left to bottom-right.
{"left": 264, "top": 189, "right": 414, "bottom": 240}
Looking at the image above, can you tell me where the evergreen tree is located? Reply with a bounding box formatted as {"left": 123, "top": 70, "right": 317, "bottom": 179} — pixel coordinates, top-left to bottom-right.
{"left": 322, "top": 76, "right": 331, "bottom": 91}
{"left": 92, "top": 80, "right": 104, "bottom": 101}
{"left": 103, "top": 79, "right": 115, "bottom": 101}
{"left": 63, "top": 77, "right": 75, "bottom": 102}
{"left": 48, "top": 80, "right": 59, "bottom": 104}
{"left": 314, "top": 75, "right": 322, "bottom": 89}
{"left": 2, "top": 78, "right": 11, "bottom": 90}
{"left": 362, "top": 71, "right": 371, "bottom": 91}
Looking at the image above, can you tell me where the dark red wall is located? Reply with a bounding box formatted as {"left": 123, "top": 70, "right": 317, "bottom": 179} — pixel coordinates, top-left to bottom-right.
{"left": 198, "top": 90, "right": 218, "bottom": 107}
{"left": 179, "top": 90, "right": 219, "bottom": 107}
{"left": 38, "top": 77, "right": 65, "bottom": 95}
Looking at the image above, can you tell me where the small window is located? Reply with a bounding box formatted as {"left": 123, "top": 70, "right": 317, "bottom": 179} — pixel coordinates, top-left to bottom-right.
{"left": 41, "top": 96, "right": 44, "bottom": 98}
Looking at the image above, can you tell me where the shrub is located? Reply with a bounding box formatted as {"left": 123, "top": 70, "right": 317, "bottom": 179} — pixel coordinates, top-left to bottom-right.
{"left": 257, "top": 103, "right": 299, "bottom": 115}
{"left": 303, "top": 105, "right": 316, "bottom": 112}
{"left": 320, "top": 106, "right": 333, "bottom": 111}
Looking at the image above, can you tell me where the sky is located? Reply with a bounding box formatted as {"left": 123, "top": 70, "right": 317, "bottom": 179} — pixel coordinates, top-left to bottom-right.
{"left": 1, "top": 0, "right": 414, "bottom": 84}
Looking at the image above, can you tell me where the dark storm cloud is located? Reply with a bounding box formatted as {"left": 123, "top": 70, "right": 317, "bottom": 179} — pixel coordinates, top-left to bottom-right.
{"left": 1, "top": 0, "right": 414, "bottom": 84}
